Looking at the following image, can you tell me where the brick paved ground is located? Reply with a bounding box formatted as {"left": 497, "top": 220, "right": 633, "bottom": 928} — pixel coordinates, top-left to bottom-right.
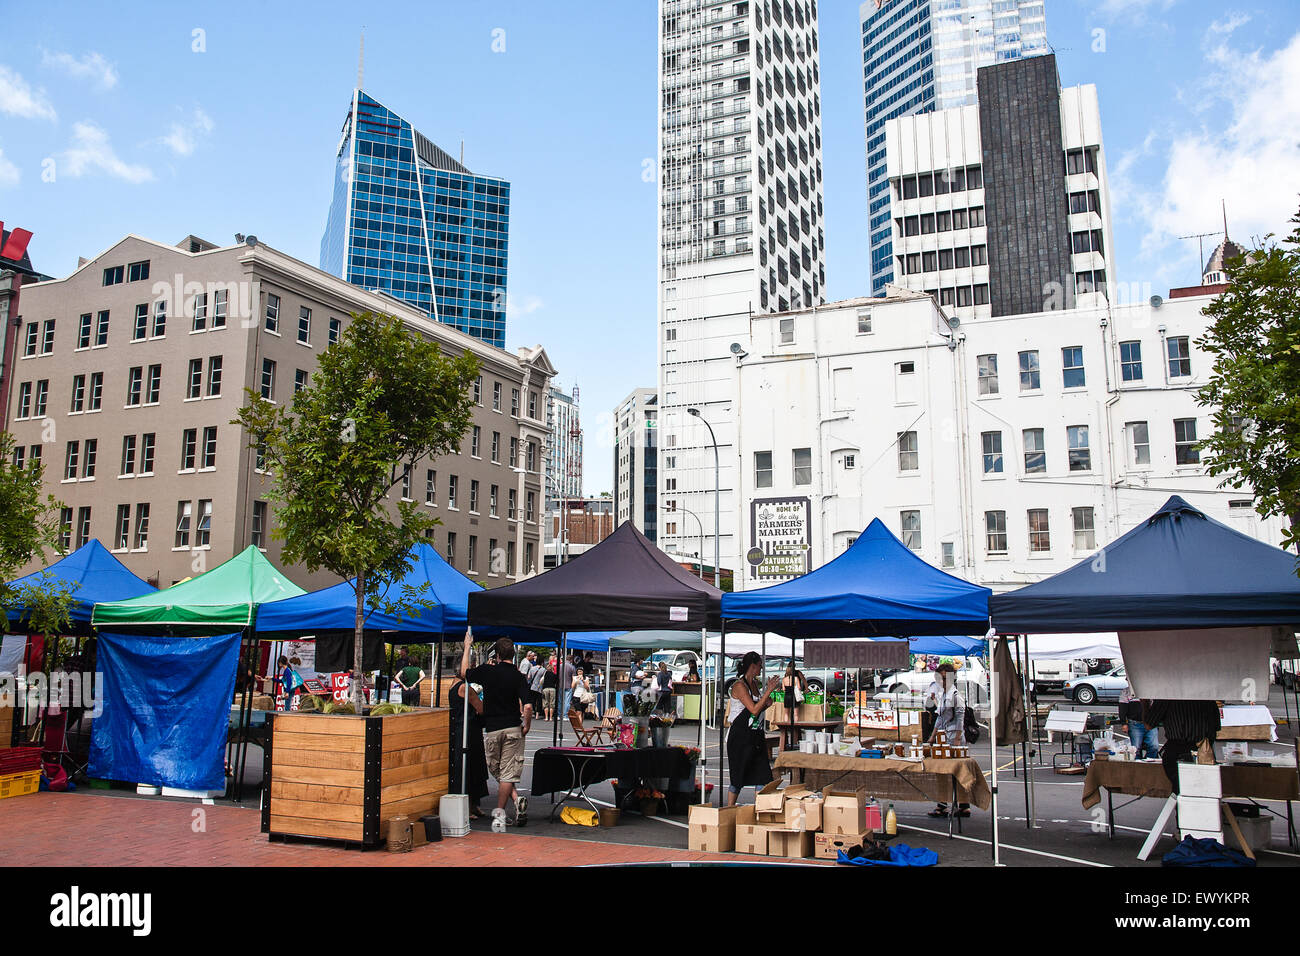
{"left": 1, "top": 790, "right": 760, "bottom": 867}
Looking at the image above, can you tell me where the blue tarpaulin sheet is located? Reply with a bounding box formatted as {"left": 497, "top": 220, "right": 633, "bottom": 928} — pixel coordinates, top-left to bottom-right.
{"left": 89, "top": 631, "right": 241, "bottom": 791}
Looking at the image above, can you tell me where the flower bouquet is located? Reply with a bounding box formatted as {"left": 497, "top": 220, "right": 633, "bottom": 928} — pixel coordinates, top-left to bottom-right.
{"left": 633, "top": 787, "right": 665, "bottom": 817}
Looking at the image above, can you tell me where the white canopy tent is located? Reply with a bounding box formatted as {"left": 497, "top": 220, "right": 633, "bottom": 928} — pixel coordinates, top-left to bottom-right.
{"left": 1018, "top": 632, "right": 1122, "bottom": 661}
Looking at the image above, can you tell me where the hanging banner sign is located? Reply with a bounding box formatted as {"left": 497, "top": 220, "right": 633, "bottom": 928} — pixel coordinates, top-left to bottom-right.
{"left": 749, "top": 496, "right": 812, "bottom": 582}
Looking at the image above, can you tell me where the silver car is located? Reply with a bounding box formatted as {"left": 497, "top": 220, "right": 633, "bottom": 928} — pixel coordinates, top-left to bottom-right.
{"left": 1064, "top": 665, "right": 1127, "bottom": 705}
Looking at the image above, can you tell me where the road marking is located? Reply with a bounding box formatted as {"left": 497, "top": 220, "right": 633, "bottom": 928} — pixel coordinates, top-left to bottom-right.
{"left": 896, "top": 823, "right": 1112, "bottom": 867}
{"left": 586, "top": 796, "right": 689, "bottom": 829}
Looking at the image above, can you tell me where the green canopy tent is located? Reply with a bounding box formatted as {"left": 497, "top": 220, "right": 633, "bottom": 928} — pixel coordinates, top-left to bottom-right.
{"left": 91, "top": 546, "right": 307, "bottom": 800}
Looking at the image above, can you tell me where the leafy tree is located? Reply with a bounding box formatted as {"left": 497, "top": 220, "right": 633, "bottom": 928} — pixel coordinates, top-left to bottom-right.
{"left": 235, "top": 312, "right": 479, "bottom": 705}
{"left": 0, "top": 432, "right": 74, "bottom": 639}
{"left": 1197, "top": 206, "right": 1300, "bottom": 565}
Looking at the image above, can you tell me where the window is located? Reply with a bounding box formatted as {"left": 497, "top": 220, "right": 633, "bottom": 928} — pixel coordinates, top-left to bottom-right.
{"left": 1174, "top": 418, "right": 1200, "bottom": 465}
{"left": 749, "top": 449, "right": 775, "bottom": 489}
{"left": 511, "top": 388, "right": 520, "bottom": 417}
{"left": 446, "top": 532, "right": 457, "bottom": 565}
{"left": 16, "top": 382, "right": 31, "bottom": 419}
{"left": 900, "top": 510, "right": 921, "bottom": 550}
{"left": 89, "top": 372, "right": 103, "bottom": 410}
{"left": 1062, "top": 346, "right": 1085, "bottom": 388}
{"left": 121, "top": 435, "right": 137, "bottom": 476}
{"left": 491, "top": 431, "right": 500, "bottom": 463}
{"left": 103, "top": 265, "right": 124, "bottom": 286}
{"left": 526, "top": 441, "right": 536, "bottom": 472}
{"left": 1067, "top": 425, "right": 1091, "bottom": 471}
{"left": 70, "top": 375, "right": 86, "bottom": 413}
{"left": 297, "top": 307, "right": 311, "bottom": 344}
{"left": 987, "top": 512, "right": 1008, "bottom": 556}
{"left": 400, "top": 468, "right": 411, "bottom": 501}
{"left": 152, "top": 300, "right": 167, "bottom": 337}
{"left": 856, "top": 310, "right": 872, "bottom": 334}
{"left": 471, "top": 426, "right": 481, "bottom": 458}
{"left": 82, "top": 439, "right": 97, "bottom": 478}
{"left": 254, "top": 441, "right": 267, "bottom": 473}
{"left": 141, "top": 433, "right": 155, "bottom": 474}
{"left": 64, "top": 442, "right": 80, "bottom": 481}
{"left": 33, "top": 380, "right": 47, "bottom": 417}
{"left": 509, "top": 437, "right": 519, "bottom": 467}
{"left": 196, "top": 499, "right": 212, "bottom": 548}
{"left": 468, "top": 536, "right": 478, "bottom": 574}
{"left": 264, "top": 294, "right": 280, "bottom": 333}
{"left": 1127, "top": 421, "right": 1150, "bottom": 466}
{"left": 261, "top": 359, "right": 276, "bottom": 400}
{"left": 58, "top": 508, "right": 72, "bottom": 549}
{"left": 212, "top": 289, "right": 227, "bottom": 328}
{"left": 941, "top": 542, "right": 955, "bottom": 568}
{"left": 187, "top": 359, "right": 203, "bottom": 399}
{"left": 1027, "top": 509, "right": 1051, "bottom": 553}
{"left": 76, "top": 507, "right": 91, "bottom": 548}
{"left": 294, "top": 369, "right": 308, "bottom": 393}
{"left": 328, "top": 317, "right": 341, "bottom": 345}
{"left": 175, "top": 502, "right": 192, "bottom": 548}
{"left": 508, "top": 488, "right": 517, "bottom": 520}
{"left": 24, "top": 322, "right": 38, "bottom": 356}
{"left": 1167, "top": 336, "right": 1191, "bottom": 377}
{"left": 127, "top": 260, "right": 149, "bottom": 282}
{"left": 981, "top": 431, "right": 1003, "bottom": 474}
{"left": 193, "top": 293, "right": 207, "bottom": 331}
{"left": 897, "top": 431, "right": 918, "bottom": 472}
{"left": 779, "top": 317, "right": 794, "bottom": 344}
{"left": 489, "top": 484, "right": 499, "bottom": 517}
{"left": 792, "top": 447, "right": 811, "bottom": 485}
{"left": 42, "top": 319, "right": 55, "bottom": 354}
{"left": 1119, "top": 341, "right": 1142, "bottom": 382}
{"left": 977, "top": 354, "right": 998, "bottom": 395}
{"left": 251, "top": 501, "right": 267, "bottom": 549}
{"left": 506, "top": 540, "right": 516, "bottom": 574}
{"left": 488, "top": 538, "right": 499, "bottom": 573}
{"left": 973, "top": 284, "right": 989, "bottom": 305}
{"left": 1019, "top": 350, "right": 1040, "bottom": 390}
{"left": 956, "top": 285, "right": 973, "bottom": 308}
{"left": 425, "top": 469, "right": 437, "bottom": 506}
{"left": 492, "top": 382, "right": 502, "bottom": 412}
{"left": 207, "top": 356, "right": 222, "bottom": 396}
{"left": 469, "top": 479, "right": 480, "bottom": 513}
{"left": 115, "top": 505, "right": 130, "bottom": 551}
{"left": 895, "top": 360, "right": 916, "bottom": 403}
{"left": 146, "top": 365, "right": 161, "bottom": 404}
{"left": 133, "top": 503, "right": 150, "bottom": 550}
{"left": 180, "top": 428, "right": 197, "bottom": 470}
{"left": 844, "top": 454, "right": 856, "bottom": 469}
{"left": 448, "top": 475, "right": 459, "bottom": 509}
{"left": 133, "top": 304, "right": 148, "bottom": 341}
{"left": 529, "top": 391, "right": 538, "bottom": 419}
{"left": 1072, "top": 506, "right": 1096, "bottom": 552}
{"left": 1023, "top": 428, "right": 1046, "bottom": 473}
{"left": 201, "top": 426, "right": 217, "bottom": 469}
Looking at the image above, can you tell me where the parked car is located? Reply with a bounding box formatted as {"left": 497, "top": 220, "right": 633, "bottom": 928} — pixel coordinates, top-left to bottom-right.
{"left": 1029, "top": 658, "right": 1087, "bottom": 693}
{"left": 879, "top": 658, "right": 989, "bottom": 696}
{"left": 1064, "top": 665, "right": 1127, "bottom": 705}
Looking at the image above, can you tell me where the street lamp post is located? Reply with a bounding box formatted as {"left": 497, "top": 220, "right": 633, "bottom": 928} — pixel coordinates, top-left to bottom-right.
{"left": 687, "top": 407, "right": 720, "bottom": 589}
{"left": 663, "top": 503, "right": 706, "bottom": 579}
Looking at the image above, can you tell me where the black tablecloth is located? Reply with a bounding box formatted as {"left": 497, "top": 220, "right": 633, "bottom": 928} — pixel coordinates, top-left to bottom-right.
{"left": 606, "top": 746, "right": 693, "bottom": 781}
{"left": 530, "top": 747, "right": 694, "bottom": 796}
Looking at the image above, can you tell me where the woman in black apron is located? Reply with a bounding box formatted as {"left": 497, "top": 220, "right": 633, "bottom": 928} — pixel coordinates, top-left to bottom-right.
{"left": 726, "top": 652, "right": 782, "bottom": 806}
{"left": 449, "top": 677, "right": 490, "bottom": 820}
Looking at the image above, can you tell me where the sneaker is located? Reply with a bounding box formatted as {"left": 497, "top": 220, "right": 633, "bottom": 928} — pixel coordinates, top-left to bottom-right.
{"left": 490, "top": 808, "right": 507, "bottom": 833}
{"left": 514, "top": 795, "right": 528, "bottom": 827}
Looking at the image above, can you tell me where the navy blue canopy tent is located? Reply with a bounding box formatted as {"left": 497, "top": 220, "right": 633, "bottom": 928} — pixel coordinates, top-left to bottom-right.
{"left": 721, "top": 518, "right": 992, "bottom": 636}
{"left": 5, "top": 539, "right": 155, "bottom": 635}
{"left": 990, "top": 496, "right": 1300, "bottom": 633}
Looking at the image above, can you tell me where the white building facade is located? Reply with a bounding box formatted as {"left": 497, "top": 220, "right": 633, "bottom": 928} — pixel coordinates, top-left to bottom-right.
{"left": 657, "top": 0, "right": 828, "bottom": 580}
{"left": 730, "top": 293, "right": 1283, "bottom": 591}
{"left": 613, "top": 388, "right": 660, "bottom": 544}
{"left": 545, "top": 384, "right": 582, "bottom": 510}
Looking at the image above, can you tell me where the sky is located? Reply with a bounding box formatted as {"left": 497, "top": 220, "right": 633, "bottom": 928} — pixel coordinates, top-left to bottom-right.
{"left": 2, "top": 0, "right": 1298, "bottom": 495}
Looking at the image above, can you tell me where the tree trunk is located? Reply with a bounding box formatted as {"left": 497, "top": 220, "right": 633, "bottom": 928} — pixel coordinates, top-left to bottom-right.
{"left": 353, "top": 568, "right": 366, "bottom": 709}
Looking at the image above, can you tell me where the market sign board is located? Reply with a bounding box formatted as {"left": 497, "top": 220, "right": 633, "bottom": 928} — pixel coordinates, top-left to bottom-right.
{"left": 749, "top": 496, "right": 812, "bottom": 582}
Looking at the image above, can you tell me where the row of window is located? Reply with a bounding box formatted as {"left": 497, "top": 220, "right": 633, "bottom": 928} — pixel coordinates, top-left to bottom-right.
{"left": 470, "top": 375, "right": 540, "bottom": 421}
{"left": 903, "top": 244, "right": 988, "bottom": 274}
{"left": 976, "top": 338, "right": 1193, "bottom": 396}
{"left": 883, "top": 505, "right": 1098, "bottom": 560}
{"left": 979, "top": 418, "right": 1202, "bottom": 476}
{"left": 894, "top": 165, "right": 984, "bottom": 200}
{"left": 403, "top": 468, "right": 537, "bottom": 522}
{"left": 897, "top": 206, "right": 986, "bottom": 237}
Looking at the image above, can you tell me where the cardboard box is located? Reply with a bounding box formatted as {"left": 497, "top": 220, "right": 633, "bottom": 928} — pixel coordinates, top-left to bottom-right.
{"left": 1178, "top": 763, "right": 1223, "bottom": 799}
{"left": 768, "top": 701, "right": 825, "bottom": 727}
{"left": 1177, "top": 795, "right": 1222, "bottom": 832}
{"left": 767, "top": 828, "right": 814, "bottom": 859}
{"left": 687, "top": 804, "right": 738, "bottom": 852}
{"left": 814, "top": 830, "right": 870, "bottom": 860}
{"left": 755, "top": 780, "right": 801, "bottom": 823}
{"left": 783, "top": 793, "right": 823, "bottom": 831}
{"left": 822, "top": 788, "right": 868, "bottom": 835}
{"left": 734, "top": 805, "right": 777, "bottom": 855}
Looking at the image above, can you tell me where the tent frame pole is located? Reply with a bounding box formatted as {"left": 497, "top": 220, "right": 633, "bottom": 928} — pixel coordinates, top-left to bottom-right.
{"left": 1022, "top": 634, "right": 1036, "bottom": 829}
{"left": 234, "top": 628, "right": 259, "bottom": 804}
{"left": 717, "top": 621, "right": 727, "bottom": 806}
{"left": 697, "top": 627, "right": 705, "bottom": 801}
{"left": 434, "top": 639, "right": 443, "bottom": 707}
{"left": 990, "top": 633, "right": 1000, "bottom": 865}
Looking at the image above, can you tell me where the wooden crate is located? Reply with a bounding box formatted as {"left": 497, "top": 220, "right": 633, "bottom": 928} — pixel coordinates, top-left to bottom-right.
{"left": 0, "top": 705, "right": 13, "bottom": 749}
{"left": 262, "top": 708, "right": 449, "bottom": 846}
{"left": 419, "top": 677, "right": 459, "bottom": 709}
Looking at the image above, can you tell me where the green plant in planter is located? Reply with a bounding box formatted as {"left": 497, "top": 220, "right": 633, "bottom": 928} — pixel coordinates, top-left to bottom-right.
{"left": 322, "top": 700, "right": 356, "bottom": 715}
{"left": 369, "top": 702, "right": 414, "bottom": 716}
{"left": 297, "top": 694, "right": 327, "bottom": 713}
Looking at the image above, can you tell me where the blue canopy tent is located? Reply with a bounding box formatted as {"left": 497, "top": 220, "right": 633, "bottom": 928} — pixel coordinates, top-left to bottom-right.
{"left": 907, "top": 635, "right": 988, "bottom": 656}
{"left": 990, "top": 495, "right": 1300, "bottom": 633}
{"left": 6, "top": 539, "right": 155, "bottom": 635}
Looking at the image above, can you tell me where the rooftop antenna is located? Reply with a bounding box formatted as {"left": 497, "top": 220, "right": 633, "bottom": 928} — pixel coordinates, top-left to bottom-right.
{"left": 1222, "top": 199, "right": 1229, "bottom": 240}
{"left": 460, "top": 139, "right": 465, "bottom": 166}
{"left": 1178, "top": 225, "right": 1222, "bottom": 276}
{"left": 357, "top": 29, "right": 365, "bottom": 90}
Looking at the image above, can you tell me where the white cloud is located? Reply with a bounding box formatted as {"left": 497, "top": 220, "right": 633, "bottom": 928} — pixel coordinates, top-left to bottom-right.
{"left": 40, "top": 50, "right": 118, "bottom": 90}
{"left": 160, "top": 107, "right": 214, "bottom": 157}
{"left": 1206, "top": 12, "right": 1251, "bottom": 39}
{"left": 60, "top": 122, "right": 153, "bottom": 184}
{"left": 506, "top": 294, "right": 544, "bottom": 319}
{"left": 1145, "top": 31, "right": 1300, "bottom": 252}
{"left": 0, "top": 65, "right": 56, "bottom": 121}
{"left": 0, "top": 148, "right": 19, "bottom": 187}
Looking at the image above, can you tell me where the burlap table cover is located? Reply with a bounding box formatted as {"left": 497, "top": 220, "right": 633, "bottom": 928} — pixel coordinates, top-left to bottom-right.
{"left": 773, "top": 751, "right": 991, "bottom": 810}
{"left": 1081, "top": 758, "right": 1300, "bottom": 809}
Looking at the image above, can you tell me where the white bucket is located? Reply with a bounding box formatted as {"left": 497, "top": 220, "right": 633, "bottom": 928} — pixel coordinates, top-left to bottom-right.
{"left": 440, "top": 794, "right": 471, "bottom": 838}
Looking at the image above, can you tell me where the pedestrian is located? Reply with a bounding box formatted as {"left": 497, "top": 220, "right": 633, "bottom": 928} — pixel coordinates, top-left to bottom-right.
{"left": 571, "top": 668, "right": 595, "bottom": 718}
{"left": 654, "top": 660, "right": 674, "bottom": 713}
{"left": 276, "top": 656, "right": 304, "bottom": 710}
{"left": 393, "top": 648, "right": 426, "bottom": 706}
{"left": 448, "top": 674, "right": 490, "bottom": 820}
{"left": 519, "top": 649, "right": 537, "bottom": 681}
{"left": 560, "top": 654, "right": 577, "bottom": 717}
{"left": 459, "top": 633, "right": 533, "bottom": 827}
{"left": 542, "top": 657, "right": 559, "bottom": 722}
{"left": 528, "top": 653, "right": 547, "bottom": 716}
{"left": 925, "top": 662, "right": 969, "bottom": 818}
{"left": 1119, "top": 680, "right": 1158, "bottom": 759}
{"left": 726, "top": 652, "right": 781, "bottom": 807}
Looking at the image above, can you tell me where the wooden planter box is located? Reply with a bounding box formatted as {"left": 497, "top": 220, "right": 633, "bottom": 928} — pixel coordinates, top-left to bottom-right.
{"left": 419, "top": 677, "right": 459, "bottom": 709}
{"left": 261, "top": 708, "right": 449, "bottom": 846}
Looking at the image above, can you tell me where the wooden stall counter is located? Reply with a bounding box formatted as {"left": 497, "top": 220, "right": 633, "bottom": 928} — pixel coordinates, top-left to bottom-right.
{"left": 262, "top": 707, "right": 449, "bottom": 847}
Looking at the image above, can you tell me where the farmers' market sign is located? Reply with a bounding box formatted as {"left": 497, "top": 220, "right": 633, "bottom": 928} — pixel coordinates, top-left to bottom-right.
{"left": 749, "top": 496, "right": 812, "bottom": 582}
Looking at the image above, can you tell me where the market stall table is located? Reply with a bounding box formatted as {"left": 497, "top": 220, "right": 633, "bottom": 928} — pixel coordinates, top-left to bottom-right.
{"left": 1081, "top": 757, "right": 1299, "bottom": 846}
{"left": 531, "top": 746, "right": 696, "bottom": 819}
{"left": 774, "top": 750, "right": 991, "bottom": 837}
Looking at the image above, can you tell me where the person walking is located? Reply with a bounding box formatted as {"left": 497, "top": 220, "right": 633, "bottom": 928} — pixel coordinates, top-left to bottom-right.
{"left": 527, "top": 653, "right": 547, "bottom": 717}
{"left": 571, "top": 668, "right": 595, "bottom": 719}
{"left": 460, "top": 634, "right": 533, "bottom": 827}
{"left": 448, "top": 675, "right": 489, "bottom": 819}
{"left": 519, "top": 649, "right": 537, "bottom": 682}
{"left": 542, "top": 657, "right": 559, "bottom": 722}
{"left": 653, "top": 660, "right": 675, "bottom": 713}
{"left": 1119, "top": 681, "right": 1158, "bottom": 759}
{"left": 393, "top": 648, "right": 426, "bottom": 706}
{"left": 726, "top": 652, "right": 781, "bottom": 807}
{"left": 560, "top": 654, "right": 577, "bottom": 718}
{"left": 925, "top": 662, "right": 969, "bottom": 818}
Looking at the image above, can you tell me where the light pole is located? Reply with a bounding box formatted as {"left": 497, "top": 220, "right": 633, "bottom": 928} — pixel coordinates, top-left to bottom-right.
{"left": 687, "top": 407, "right": 720, "bottom": 588}
{"left": 663, "top": 504, "right": 706, "bottom": 579}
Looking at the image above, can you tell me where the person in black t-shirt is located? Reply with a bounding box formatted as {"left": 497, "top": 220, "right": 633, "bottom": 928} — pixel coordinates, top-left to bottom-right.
{"left": 460, "top": 634, "right": 533, "bottom": 826}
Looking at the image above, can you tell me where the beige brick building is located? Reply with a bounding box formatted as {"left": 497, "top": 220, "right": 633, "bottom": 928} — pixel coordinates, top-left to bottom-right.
{"left": 5, "top": 233, "right": 555, "bottom": 590}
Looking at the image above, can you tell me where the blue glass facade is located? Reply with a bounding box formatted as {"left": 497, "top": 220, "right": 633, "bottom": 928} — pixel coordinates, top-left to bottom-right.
{"left": 320, "top": 91, "right": 510, "bottom": 349}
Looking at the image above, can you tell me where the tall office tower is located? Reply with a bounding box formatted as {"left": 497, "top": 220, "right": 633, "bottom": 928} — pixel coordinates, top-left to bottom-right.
{"left": 885, "top": 54, "right": 1114, "bottom": 321}
{"left": 613, "top": 388, "right": 659, "bottom": 544}
{"left": 862, "top": 0, "right": 1047, "bottom": 297}
{"left": 320, "top": 90, "right": 511, "bottom": 348}
{"left": 545, "top": 384, "right": 583, "bottom": 510}
{"left": 658, "top": 0, "right": 827, "bottom": 583}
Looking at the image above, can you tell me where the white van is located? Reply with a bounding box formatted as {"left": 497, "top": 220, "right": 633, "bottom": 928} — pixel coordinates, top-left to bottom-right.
{"left": 1029, "top": 659, "right": 1087, "bottom": 692}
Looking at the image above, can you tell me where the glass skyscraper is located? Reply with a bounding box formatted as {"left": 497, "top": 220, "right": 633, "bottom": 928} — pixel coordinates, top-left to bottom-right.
{"left": 320, "top": 90, "right": 510, "bottom": 348}
{"left": 861, "top": 0, "right": 1047, "bottom": 296}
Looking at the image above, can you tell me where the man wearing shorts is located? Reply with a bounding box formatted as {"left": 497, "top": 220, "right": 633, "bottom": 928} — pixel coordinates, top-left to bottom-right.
{"left": 461, "top": 634, "right": 532, "bottom": 826}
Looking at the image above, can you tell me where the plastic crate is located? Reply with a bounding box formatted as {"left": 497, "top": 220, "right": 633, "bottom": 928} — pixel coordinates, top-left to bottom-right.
{"left": 0, "top": 769, "right": 40, "bottom": 800}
